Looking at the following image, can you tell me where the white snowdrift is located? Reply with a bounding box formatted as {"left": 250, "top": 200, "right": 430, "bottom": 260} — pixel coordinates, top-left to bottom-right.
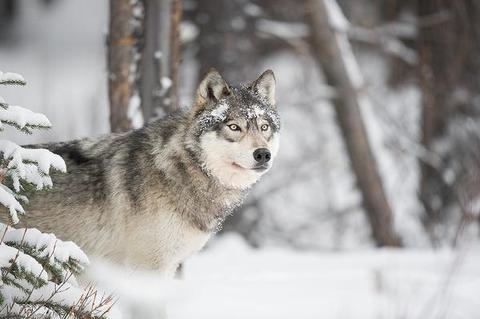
{"left": 87, "top": 233, "right": 480, "bottom": 319}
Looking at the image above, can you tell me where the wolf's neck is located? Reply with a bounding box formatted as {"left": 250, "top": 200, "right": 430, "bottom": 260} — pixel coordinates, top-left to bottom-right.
{"left": 150, "top": 133, "right": 247, "bottom": 232}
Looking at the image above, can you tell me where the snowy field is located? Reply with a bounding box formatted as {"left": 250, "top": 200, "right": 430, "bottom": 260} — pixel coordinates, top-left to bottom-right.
{"left": 87, "top": 234, "right": 480, "bottom": 319}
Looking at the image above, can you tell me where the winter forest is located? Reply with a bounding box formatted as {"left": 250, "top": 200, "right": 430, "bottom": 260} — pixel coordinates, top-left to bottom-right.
{"left": 0, "top": 0, "right": 480, "bottom": 318}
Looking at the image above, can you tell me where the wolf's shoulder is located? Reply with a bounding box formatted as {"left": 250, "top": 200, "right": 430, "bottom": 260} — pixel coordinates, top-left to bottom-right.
{"left": 21, "top": 131, "right": 134, "bottom": 170}
{"left": 144, "top": 110, "right": 188, "bottom": 138}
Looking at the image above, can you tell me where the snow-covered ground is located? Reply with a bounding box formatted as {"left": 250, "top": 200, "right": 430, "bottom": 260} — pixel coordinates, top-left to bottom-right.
{"left": 87, "top": 233, "right": 480, "bottom": 319}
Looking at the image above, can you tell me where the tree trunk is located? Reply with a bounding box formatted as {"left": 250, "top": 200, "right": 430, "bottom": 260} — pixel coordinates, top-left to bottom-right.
{"left": 187, "top": 0, "right": 305, "bottom": 84}
{"left": 168, "top": 0, "right": 182, "bottom": 109}
{"left": 107, "top": 0, "right": 138, "bottom": 133}
{"left": 417, "top": 0, "right": 479, "bottom": 243}
{"left": 139, "top": 0, "right": 181, "bottom": 121}
{"left": 307, "top": 0, "right": 401, "bottom": 247}
{"left": 417, "top": 0, "right": 451, "bottom": 242}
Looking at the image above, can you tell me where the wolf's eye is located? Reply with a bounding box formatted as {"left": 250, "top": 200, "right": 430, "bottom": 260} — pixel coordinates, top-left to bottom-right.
{"left": 260, "top": 124, "right": 269, "bottom": 131}
{"left": 228, "top": 124, "right": 241, "bottom": 131}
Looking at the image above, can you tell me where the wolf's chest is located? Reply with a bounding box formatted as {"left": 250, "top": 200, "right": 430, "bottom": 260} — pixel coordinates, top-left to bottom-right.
{"left": 156, "top": 211, "right": 211, "bottom": 261}
{"left": 123, "top": 209, "right": 211, "bottom": 274}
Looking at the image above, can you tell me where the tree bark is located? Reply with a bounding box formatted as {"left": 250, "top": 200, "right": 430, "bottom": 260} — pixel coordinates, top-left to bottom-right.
{"left": 139, "top": 0, "right": 181, "bottom": 121}
{"left": 107, "top": 0, "right": 138, "bottom": 133}
{"left": 307, "top": 0, "right": 401, "bottom": 247}
{"left": 416, "top": 0, "right": 479, "bottom": 243}
{"left": 168, "top": 0, "right": 182, "bottom": 110}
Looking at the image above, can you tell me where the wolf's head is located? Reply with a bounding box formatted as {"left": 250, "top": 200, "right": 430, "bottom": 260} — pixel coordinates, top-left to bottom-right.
{"left": 185, "top": 69, "right": 280, "bottom": 190}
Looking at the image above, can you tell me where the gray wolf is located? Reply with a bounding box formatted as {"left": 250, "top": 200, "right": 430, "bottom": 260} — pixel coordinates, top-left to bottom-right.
{"left": 3, "top": 69, "right": 280, "bottom": 276}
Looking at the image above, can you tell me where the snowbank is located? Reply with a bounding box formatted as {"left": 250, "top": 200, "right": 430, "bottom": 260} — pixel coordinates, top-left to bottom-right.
{"left": 87, "top": 233, "right": 480, "bottom": 319}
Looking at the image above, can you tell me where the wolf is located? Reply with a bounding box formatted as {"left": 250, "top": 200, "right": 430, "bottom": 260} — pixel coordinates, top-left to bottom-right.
{"left": 4, "top": 69, "right": 280, "bottom": 276}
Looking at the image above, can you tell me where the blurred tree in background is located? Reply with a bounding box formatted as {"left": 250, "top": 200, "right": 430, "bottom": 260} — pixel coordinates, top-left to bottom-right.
{"left": 416, "top": 0, "right": 480, "bottom": 246}
{"left": 184, "top": 0, "right": 480, "bottom": 247}
{"left": 12, "top": 0, "right": 477, "bottom": 249}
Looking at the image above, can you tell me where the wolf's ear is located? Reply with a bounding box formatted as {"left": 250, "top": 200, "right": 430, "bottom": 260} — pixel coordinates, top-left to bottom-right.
{"left": 250, "top": 69, "right": 276, "bottom": 106}
{"left": 193, "top": 68, "right": 231, "bottom": 111}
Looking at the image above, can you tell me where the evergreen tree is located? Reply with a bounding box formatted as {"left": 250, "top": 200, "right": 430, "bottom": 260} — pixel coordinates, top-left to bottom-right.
{"left": 0, "top": 70, "right": 116, "bottom": 319}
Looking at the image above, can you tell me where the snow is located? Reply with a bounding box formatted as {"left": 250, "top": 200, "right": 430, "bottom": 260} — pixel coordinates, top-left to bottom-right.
{"left": 0, "top": 139, "right": 66, "bottom": 175}
{"left": 325, "top": 0, "right": 364, "bottom": 89}
{"left": 0, "top": 105, "right": 52, "bottom": 132}
{"left": 155, "top": 50, "right": 163, "bottom": 59}
{"left": 256, "top": 19, "right": 309, "bottom": 39}
{"left": 0, "top": 71, "right": 65, "bottom": 225}
{"left": 468, "top": 197, "right": 480, "bottom": 216}
{"left": 128, "top": 93, "right": 144, "bottom": 129}
{"left": 324, "top": 0, "right": 350, "bottom": 32}
{"left": 231, "top": 17, "right": 246, "bottom": 31}
{"left": 0, "top": 224, "right": 89, "bottom": 266}
{"left": 0, "top": 224, "right": 117, "bottom": 318}
{"left": 348, "top": 26, "right": 418, "bottom": 65}
{"left": 161, "top": 77, "right": 173, "bottom": 90}
{"left": 0, "top": 243, "right": 47, "bottom": 281}
{"left": 0, "top": 71, "right": 26, "bottom": 86}
{"left": 243, "top": 3, "right": 262, "bottom": 17}
{"left": 210, "top": 102, "right": 229, "bottom": 120}
{"left": 357, "top": 52, "right": 427, "bottom": 246}
{"left": 86, "top": 233, "right": 480, "bottom": 319}
{"left": 1, "top": 280, "right": 120, "bottom": 319}
{"left": 0, "top": 185, "right": 26, "bottom": 224}
{"left": 0, "top": 133, "right": 66, "bottom": 225}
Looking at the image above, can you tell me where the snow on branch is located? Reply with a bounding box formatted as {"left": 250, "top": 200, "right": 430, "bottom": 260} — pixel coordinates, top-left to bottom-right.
{"left": 0, "top": 139, "right": 66, "bottom": 224}
{"left": 323, "top": 0, "right": 418, "bottom": 65}
{"left": 0, "top": 69, "right": 116, "bottom": 318}
{"left": 0, "top": 242, "right": 47, "bottom": 283}
{"left": 348, "top": 26, "right": 418, "bottom": 65}
{"left": 0, "top": 71, "right": 26, "bottom": 86}
{"left": 0, "top": 225, "right": 116, "bottom": 318}
{"left": 0, "top": 140, "right": 66, "bottom": 176}
{"left": 256, "top": 19, "right": 309, "bottom": 39}
{"left": 0, "top": 105, "right": 52, "bottom": 133}
{"left": 0, "top": 185, "right": 26, "bottom": 224}
{"left": 0, "top": 225, "right": 89, "bottom": 269}
{"left": 0, "top": 96, "right": 7, "bottom": 109}
{"left": 324, "top": 0, "right": 350, "bottom": 31}
{"left": 323, "top": 0, "right": 365, "bottom": 89}
{"left": 1, "top": 281, "right": 117, "bottom": 318}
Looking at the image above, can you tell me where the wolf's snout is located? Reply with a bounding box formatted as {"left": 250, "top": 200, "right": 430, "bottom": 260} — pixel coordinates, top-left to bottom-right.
{"left": 253, "top": 148, "right": 271, "bottom": 164}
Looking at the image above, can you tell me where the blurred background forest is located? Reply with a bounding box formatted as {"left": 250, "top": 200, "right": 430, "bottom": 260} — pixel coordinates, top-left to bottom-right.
{"left": 1, "top": 1, "right": 480, "bottom": 318}
{"left": 1, "top": 0, "right": 480, "bottom": 251}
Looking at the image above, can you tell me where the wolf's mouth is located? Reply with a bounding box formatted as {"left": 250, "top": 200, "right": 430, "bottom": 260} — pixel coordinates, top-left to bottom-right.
{"left": 251, "top": 165, "right": 269, "bottom": 172}
{"left": 232, "top": 162, "right": 269, "bottom": 172}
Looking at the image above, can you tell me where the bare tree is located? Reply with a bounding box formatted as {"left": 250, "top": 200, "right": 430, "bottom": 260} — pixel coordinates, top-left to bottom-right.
{"left": 189, "top": 0, "right": 303, "bottom": 84}
{"left": 107, "top": 0, "right": 141, "bottom": 133}
{"left": 168, "top": 0, "right": 182, "bottom": 109}
{"left": 139, "top": 0, "right": 181, "bottom": 121}
{"left": 307, "top": 0, "right": 402, "bottom": 247}
{"left": 108, "top": 0, "right": 182, "bottom": 133}
{"left": 417, "top": 0, "right": 480, "bottom": 243}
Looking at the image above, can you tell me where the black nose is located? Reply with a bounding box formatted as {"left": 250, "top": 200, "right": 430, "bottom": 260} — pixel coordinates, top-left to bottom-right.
{"left": 253, "top": 148, "right": 271, "bottom": 164}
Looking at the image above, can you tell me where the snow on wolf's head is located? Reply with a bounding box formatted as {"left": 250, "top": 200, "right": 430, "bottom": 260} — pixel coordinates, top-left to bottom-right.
{"left": 188, "top": 68, "right": 280, "bottom": 190}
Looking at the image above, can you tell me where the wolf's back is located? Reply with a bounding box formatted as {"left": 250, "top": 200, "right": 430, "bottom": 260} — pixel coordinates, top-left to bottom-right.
{"left": 0, "top": 132, "right": 142, "bottom": 257}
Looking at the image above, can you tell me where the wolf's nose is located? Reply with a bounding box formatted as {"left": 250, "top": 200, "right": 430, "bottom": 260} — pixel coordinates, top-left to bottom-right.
{"left": 253, "top": 148, "right": 271, "bottom": 164}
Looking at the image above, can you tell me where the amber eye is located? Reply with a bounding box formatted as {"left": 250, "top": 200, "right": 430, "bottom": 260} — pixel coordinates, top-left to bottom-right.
{"left": 228, "top": 124, "right": 241, "bottom": 131}
{"left": 260, "top": 124, "right": 269, "bottom": 131}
